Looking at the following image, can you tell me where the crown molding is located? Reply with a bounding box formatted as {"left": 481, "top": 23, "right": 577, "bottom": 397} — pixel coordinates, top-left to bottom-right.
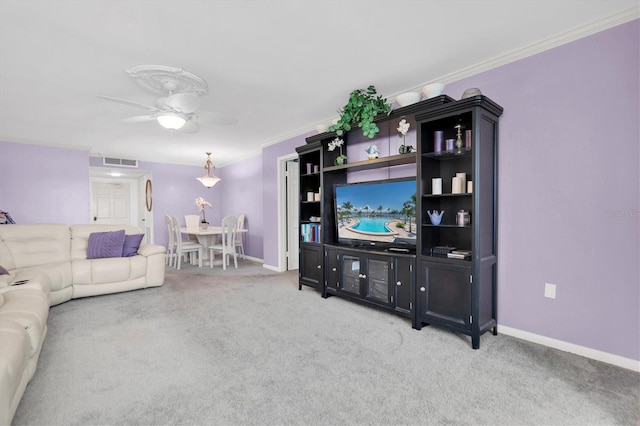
{"left": 259, "top": 9, "right": 639, "bottom": 153}
{"left": 409, "top": 7, "right": 640, "bottom": 91}
{"left": 0, "top": 136, "right": 91, "bottom": 153}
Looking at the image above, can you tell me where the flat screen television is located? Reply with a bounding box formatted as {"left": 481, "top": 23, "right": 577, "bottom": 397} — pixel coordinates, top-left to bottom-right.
{"left": 334, "top": 177, "right": 417, "bottom": 250}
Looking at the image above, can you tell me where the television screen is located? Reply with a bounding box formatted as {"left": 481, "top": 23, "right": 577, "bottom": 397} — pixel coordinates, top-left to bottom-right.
{"left": 334, "top": 178, "right": 417, "bottom": 248}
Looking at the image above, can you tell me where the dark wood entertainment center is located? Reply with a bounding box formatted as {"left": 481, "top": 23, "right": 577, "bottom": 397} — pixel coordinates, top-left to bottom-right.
{"left": 296, "top": 95, "right": 503, "bottom": 349}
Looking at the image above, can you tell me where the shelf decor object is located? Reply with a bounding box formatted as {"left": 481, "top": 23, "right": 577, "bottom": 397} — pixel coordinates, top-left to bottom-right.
{"left": 422, "top": 82, "right": 446, "bottom": 99}
{"left": 328, "top": 85, "right": 391, "bottom": 139}
{"left": 397, "top": 119, "right": 414, "bottom": 154}
{"left": 395, "top": 91, "right": 421, "bottom": 107}
{"left": 328, "top": 137, "right": 347, "bottom": 165}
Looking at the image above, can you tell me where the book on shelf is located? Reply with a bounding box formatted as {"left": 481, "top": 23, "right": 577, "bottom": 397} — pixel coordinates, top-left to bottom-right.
{"left": 431, "top": 246, "right": 457, "bottom": 255}
{"left": 300, "top": 223, "right": 321, "bottom": 243}
{"left": 447, "top": 250, "right": 472, "bottom": 259}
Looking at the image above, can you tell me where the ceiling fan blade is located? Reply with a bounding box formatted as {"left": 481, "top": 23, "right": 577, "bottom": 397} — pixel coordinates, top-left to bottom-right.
{"left": 198, "top": 110, "right": 238, "bottom": 125}
{"left": 97, "top": 95, "right": 160, "bottom": 112}
{"left": 165, "top": 93, "right": 200, "bottom": 114}
{"left": 121, "top": 115, "right": 156, "bottom": 123}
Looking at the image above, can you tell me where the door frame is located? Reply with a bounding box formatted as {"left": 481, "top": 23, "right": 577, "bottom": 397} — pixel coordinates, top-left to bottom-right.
{"left": 276, "top": 153, "right": 299, "bottom": 272}
{"left": 89, "top": 167, "right": 154, "bottom": 243}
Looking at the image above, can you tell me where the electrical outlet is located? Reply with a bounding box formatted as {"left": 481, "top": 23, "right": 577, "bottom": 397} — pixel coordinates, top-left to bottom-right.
{"left": 544, "top": 282, "right": 556, "bottom": 299}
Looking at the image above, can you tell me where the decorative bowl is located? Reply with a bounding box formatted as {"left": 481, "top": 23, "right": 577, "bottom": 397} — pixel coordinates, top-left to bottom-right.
{"left": 316, "top": 124, "right": 328, "bottom": 133}
{"left": 395, "top": 92, "right": 421, "bottom": 107}
{"left": 422, "top": 83, "right": 446, "bottom": 99}
{"left": 461, "top": 87, "right": 482, "bottom": 99}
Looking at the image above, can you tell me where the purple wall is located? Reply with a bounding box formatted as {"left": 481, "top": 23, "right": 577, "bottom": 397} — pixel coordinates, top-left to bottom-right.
{"left": 0, "top": 142, "right": 90, "bottom": 224}
{"left": 261, "top": 133, "right": 312, "bottom": 268}
{"left": 87, "top": 157, "right": 226, "bottom": 252}
{"left": 441, "top": 20, "right": 638, "bottom": 360}
{"left": 216, "top": 154, "right": 264, "bottom": 260}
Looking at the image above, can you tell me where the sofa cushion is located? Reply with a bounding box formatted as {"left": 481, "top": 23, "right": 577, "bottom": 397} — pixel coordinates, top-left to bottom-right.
{"left": 0, "top": 224, "right": 71, "bottom": 270}
{"left": 70, "top": 224, "right": 145, "bottom": 260}
{"left": 0, "top": 286, "right": 49, "bottom": 357}
{"left": 87, "top": 230, "right": 126, "bottom": 259}
{"left": 0, "top": 271, "right": 14, "bottom": 289}
{"left": 122, "top": 234, "right": 144, "bottom": 257}
{"left": 0, "top": 319, "right": 31, "bottom": 426}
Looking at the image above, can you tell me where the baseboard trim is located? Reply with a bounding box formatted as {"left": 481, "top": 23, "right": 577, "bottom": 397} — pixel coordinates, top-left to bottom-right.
{"left": 499, "top": 325, "right": 640, "bottom": 372}
{"left": 240, "top": 254, "right": 262, "bottom": 264}
{"left": 262, "top": 263, "right": 283, "bottom": 272}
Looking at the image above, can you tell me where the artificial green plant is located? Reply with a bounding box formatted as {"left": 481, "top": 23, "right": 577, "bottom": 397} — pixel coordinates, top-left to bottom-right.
{"left": 328, "top": 85, "right": 391, "bottom": 139}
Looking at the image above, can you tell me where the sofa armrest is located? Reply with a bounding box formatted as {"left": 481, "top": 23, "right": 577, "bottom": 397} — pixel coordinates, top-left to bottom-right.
{"left": 137, "top": 244, "right": 165, "bottom": 257}
{"left": 0, "top": 269, "right": 51, "bottom": 300}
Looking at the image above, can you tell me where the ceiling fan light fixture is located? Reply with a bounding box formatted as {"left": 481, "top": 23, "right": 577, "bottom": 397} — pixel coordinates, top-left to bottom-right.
{"left": 197, "top": 152, "right": 221, "bottom": 188}
{"left": 156, "top": 112, "right": 186, "bottom": 130}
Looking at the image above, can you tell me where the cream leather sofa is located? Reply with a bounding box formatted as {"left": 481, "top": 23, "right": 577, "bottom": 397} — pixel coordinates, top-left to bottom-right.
{"left": 0, "top": 224, "right": 165, "bottom": 425}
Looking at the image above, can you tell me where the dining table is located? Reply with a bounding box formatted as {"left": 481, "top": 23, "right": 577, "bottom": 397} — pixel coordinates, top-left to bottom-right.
{"left": 180, "top": 226, "right": 247, "bottom": 263}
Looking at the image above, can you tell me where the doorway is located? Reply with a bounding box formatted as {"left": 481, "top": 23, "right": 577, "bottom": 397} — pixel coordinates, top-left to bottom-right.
{"left": 277, "top": 154, "right": 299, "bottom": 272}
{"left": 89, "top": 167, "right": 154, "bottom": 243}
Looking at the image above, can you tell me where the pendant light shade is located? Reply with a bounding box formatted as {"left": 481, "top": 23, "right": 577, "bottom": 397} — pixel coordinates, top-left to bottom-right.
{"left": 196, "top": 152, "right": 221, "bottom": 188}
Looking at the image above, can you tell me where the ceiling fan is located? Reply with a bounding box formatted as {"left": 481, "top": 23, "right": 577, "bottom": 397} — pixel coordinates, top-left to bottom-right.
{"left": 97, "top": 65, "right": 237, "bottom": 133}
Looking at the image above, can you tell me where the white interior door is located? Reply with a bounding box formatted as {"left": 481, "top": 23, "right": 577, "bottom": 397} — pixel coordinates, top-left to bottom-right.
{"left": 91, "top": 182, "right": 131, "bottom": 225}
{"left": 286, "top": 160, "right": 299, "bottom": 270}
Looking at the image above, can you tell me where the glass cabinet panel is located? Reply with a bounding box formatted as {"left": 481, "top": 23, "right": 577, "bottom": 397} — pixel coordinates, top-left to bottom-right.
{"left": 341, "top": 255, "right": 361, "bottom": 295}
{"left": 365, "top": 258, "right": 389, "bottom": 302}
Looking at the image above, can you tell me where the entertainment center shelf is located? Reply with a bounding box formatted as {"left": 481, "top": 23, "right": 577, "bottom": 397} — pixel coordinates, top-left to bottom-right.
{"left": 323, "top": 152, "right": 416, "bottom": 173}
{"left": 296, "top": 95, "right": 502, "bottom": 349}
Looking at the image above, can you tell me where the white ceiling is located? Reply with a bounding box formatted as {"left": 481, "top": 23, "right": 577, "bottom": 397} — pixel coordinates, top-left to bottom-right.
{"left": 0, "top": 1, "right": 637, "bottom": 167}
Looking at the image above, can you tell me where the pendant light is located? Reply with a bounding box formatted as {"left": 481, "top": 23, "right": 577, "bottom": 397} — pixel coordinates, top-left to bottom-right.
{"left": 196, "top": 152, "right": 221, "bottom": 188}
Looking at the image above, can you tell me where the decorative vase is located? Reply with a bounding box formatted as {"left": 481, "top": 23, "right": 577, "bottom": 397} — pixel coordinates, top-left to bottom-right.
{"left": 199, "top": 221, "right": 209, "bottom": 230}
{"left": 427, "top": 210, "right": 444, "bottom": 226}
{"left": 398, "top": 144, "right": 414, "bottom": 154}
{"left": 334, "top": 155, "right": 347, "bottom": 166}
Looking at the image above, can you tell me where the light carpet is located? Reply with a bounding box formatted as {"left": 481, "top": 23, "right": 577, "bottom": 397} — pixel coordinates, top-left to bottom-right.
{"left": 12, "top": 260, "right": 640, "bottom": 425}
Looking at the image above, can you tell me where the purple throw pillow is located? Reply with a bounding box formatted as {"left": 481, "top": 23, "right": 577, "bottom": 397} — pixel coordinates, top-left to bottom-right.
{"left": 0, "top": 265, "right": 9, "bottom": 275}
{"left": 122, "top": 234, "right": 144, "bottom": 257}
{"left": 87, "top": 230, "right": 126, "bottom": 259}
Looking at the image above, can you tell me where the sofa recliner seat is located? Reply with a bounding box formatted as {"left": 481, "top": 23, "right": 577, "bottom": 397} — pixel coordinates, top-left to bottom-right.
{"left": 0, "top": 224, "right": 165, "bottom": 425}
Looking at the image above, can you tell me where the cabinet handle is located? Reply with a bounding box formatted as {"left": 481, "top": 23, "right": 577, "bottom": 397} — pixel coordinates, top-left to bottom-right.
{"left": 420, "top": 287, "right": 426, "bottom": 292}
{"left": 361, "top": 274, "right": 367, "bottom": 279}
{"left": 317, "top": 265, "right": 321, "bottom": 269}
{"left": 332, "top": 267, "right": 336, "bottom": 271}
{"left": 396, "top": 281, "right": 402, "bottom": 286}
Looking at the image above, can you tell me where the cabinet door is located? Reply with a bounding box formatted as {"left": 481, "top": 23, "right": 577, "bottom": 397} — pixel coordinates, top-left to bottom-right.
{"left": 299, "top": 244, "right": 322, "bottom": 289}
{"left": 325, "top": 247, "right": 340, "bottom": 294}
{"left": 419, "top": 261, "right": 471, "bottom": 329}
{"left": 394, "top": 257, "right": 414, "bottom": 315}
{"left": 363, "top": 255, "right": 393, "bottom": 307}
{"left": 340, "top": 253, "right": 361, "bottom": 296}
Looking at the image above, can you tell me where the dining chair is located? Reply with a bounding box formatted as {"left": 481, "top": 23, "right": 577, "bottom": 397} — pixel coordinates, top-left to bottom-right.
{"left": 209, "top": 215, "right": 238, "bottom": 270}
{"left": 234, "top": 214, "right": 245, "bottom": 256}
{"left": 184, "top": 214, "right": 201, "bottom": 243}
{"left": 164, "top": 214, "right": 177, "bottom": 267}
{"left": 171, "top": 215, "right": 203, "bottom": 269}
{"left": 184, "top": 215, "right": 200, "bottom": 228}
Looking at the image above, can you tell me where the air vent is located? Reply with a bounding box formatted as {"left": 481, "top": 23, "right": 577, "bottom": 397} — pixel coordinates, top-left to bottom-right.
{"left": 103, "top": 157, "right": 138, "bottom": 168}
